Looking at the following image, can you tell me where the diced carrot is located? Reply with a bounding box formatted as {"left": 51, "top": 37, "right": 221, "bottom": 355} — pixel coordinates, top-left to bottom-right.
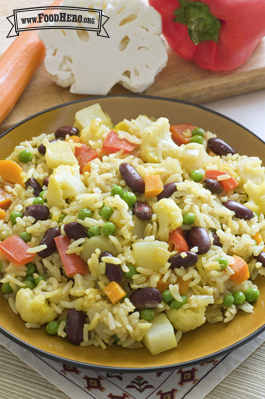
{"left": 104, "top": 281, "right": 126, "bottom": 304}
{"left": 170, "top": 124, "right": 196, "bottom": 145}
{"left": 168, "top": 228, "right": 190, "bottom": 252}
{"left": 101, "top": 130, "right": 137, "bottom": 155}
{"left": 54, "top": 235, "right": 88, "bottom": 277}
{"left": 177, "top": 276, "right": 191, "bottom": 295}
{"left": 252, "top": 233, "right": 263, "bottom": 245}
{"left": 0, "top": 187, "right": 13, "bottom": 209}
{"left": 204, "top": 169, "right": 238, "bottom": 192}
{"left": 208, "top": 150, "right": 217, "bottom": 157}
{"left": 156, "top": 278, "right": 170, "bottom": 292}
{"left": 0, "top": 209, "right": 7, "bottom": 220}
{"left": 145, "top": 175, "right": 163, "bottom": 199}
{"left": 74, "top": 144, "right": 99, "bottom": 173}
{"left": 83, "top": 162, "right": 91, "bottom": 173}
{"left": 0, "top": 160, "right": 25, "bottom": 188}
{"left": 0, "top": 236, "right": 36, "bottom": 266}
{"left": 66, "top": 135, "right": 82, "bottom": 143}
{"left": 0, "top": 0, "right": 62, "bottom": 124}
{"left": 230, "top": 255, "right": 250, "bottom": 285}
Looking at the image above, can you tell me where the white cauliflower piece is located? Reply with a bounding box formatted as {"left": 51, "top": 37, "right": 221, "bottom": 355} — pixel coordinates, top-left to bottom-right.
{"left": 69, "top": 273, "right": 95, "bottom": 297}
{"left": 141, "top": 118, "right": 183, "bottom": 163}
{"left": 238, "top": 157, "right": 265, "bottom": 186}
{"left": 166, "top": 306, "right": 206, "bottom": 333}
{"left": 152, "top": 198, "right": 183, "bottom": 242}
{"left": 182, "top": 143, "right": 213, "bottom": 174}
{"left": 46, "top": 164, "right": 87, "bottom": 208}
{"left": 243, "top": 180, "right": 265, "bottom": 214}
{"left": 75, "top": 288, "right": 102, "bottom": 312}
{"left": 16, "top": 289, "right": 56, "bottom": 325}
{"left": 38, "top": 0, "right": 168, "bottom": 95}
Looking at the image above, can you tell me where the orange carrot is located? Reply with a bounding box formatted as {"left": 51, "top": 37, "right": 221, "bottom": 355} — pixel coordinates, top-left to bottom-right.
{"left": 156, "top": 278, "right": 170, "bottom": 292}
{"left": 230, "top": 255, "right": 250, "bottom": 285}
{"left": 145, "top": 175, "right": 163, "bottom": 199}
{"left": 83, "top": 162, "right": 92, "bottom": 173}
{"left": 104, "top": 281, "right": 126, "bottom": 304}
{"left": 0, "top": 209, "right": 7, "bottom": 220}
{"left": 0, "top": 160, "right": 25, "bottom": 188}
{"left": 252, "top": 233, "right": 263, "bottom": 245}
{"left": 0, "top": 187, "right": 13, "bottom": 209}
{"left": 0, "top": 235, "right": 36, "bottom": 266}
{"left": 177, "top": 276, "right": 190, "bottom": 295}
{"left": 0, "top": 0, "right": 62, "bottom": 124}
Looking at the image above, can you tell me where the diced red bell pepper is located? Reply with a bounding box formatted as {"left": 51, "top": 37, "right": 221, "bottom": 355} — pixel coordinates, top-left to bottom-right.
{"left": 168, "top": 227, "right": 190, "bottom": 252}
{"left": 74, "top": 144, "right": 99, "bottom": 173}
{"left": 101, "top": 130, "right": 137, "bottom": 155}
{"left": 0, "top": 235, "right": 36, "bottom": 266}
{"left": 204, "top": 170, "right": 238, "bottom": 192}
{"left": 54, "top": 235, "right": 88, "bottom": 277}
{"left": 170, "top": 124, "right": 196, "bottom": 145}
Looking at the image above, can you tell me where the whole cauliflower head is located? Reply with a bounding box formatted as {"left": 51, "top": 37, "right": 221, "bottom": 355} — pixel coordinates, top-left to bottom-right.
{"left": 16, "top": 289, "right": 57, "bottom": 325}
{"left": 152, "top": 198, "right": 183, "bottom": 242}
{"left": 166, "top": 306, "right": 206, "bottom": 333}
{"left": 38, "top": 0, "right": 168, "bottom": 95}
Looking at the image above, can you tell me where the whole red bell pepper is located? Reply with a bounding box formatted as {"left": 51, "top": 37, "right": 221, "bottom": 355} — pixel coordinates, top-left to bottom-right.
{"left": 149, "top": 0, "right": 265, "bottom": 71}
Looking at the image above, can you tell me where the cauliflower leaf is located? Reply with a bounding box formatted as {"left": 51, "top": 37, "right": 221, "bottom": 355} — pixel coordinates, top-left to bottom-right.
{"left": 166, "top": 306, "right": 206, "bottom": 333}
{"left": 152, "top": 198, "right": 183, "bottom": 242}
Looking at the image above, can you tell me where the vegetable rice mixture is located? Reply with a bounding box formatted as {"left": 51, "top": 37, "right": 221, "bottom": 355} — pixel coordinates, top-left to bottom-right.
{"left": 0, "top": 103, "right": 265, "bottom": 355}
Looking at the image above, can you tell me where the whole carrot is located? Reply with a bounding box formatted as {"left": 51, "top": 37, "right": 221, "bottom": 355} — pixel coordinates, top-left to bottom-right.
{"left": 0, "top": 0, "right": 62, "bottom": 125}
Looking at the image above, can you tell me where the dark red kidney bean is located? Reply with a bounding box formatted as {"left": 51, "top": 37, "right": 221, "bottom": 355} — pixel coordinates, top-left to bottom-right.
{"left": 55, "top": 126, "right": 79, "bottom": 139}
{"left": 43, "top": 176, "right": 49, "bottom": 187}
{"left": 207, "top": 138, "right": 236, "bottom": 156}
{"left": 37, "top": 228, "right": 60, "bottom": 257}
{"left": 129, "top": 287, "right": 162, "bottom": 309}
{"left": 64, "top": 222, "right": 87, "bottom": 240}
{"left": 99, "top": 251, "right": 123, "bottom": 283}
{"left": 203, "top": 178, "right": 223, "bottom": 194}
{"left": 133, "top": 201, "right": 152, "bottom": 221}
{"left": 157, "top": 182, "right": 178, "bottom": 200}
{"left": 255, "top": 252, "right": 265, "bottom": 267}
{"left": 186, "top": 227, "right": 211, "bottom": 254}
{"left": 169, "top": 251, "right": 198, "bottom": 270}
{"left": 99, "top": 251, "right": 113, "bottom": 262}
{"left": 38, "top": 139, "right": 57, "bottom": 155}
{"left": 222, "top": 200, "right": 254, "bottom": 220}
{"left": 119, "top": 163, "right": 145, "bottom": 194}
{"left": 211, "top": 231, "right": 222, "bottom": 247}
{"left": 23, "top": 204, "right": 50, "bottom": 220}
{"left": 66, "top": 309, "right": 85, "bottom": 345}
{"left": 25, "top": 177, "right": 42, "bottom": 197}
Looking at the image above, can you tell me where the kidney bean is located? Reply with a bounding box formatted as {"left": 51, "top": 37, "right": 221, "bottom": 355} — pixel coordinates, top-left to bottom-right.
{"left": 38, "top": 139, "right": 57, "bottom": 155}
{"left": 186, "top": 227, "right": 211, "bottom": 254}
{"left": 66, "top": 309, "right": 85, "bottom": 345}
{"left": 222, "top": 200, "right": 254, "bottom": 220}
{"left": 129, "top": 287, "right": 162, "bottom": 309}
{"left": 43, "top": 176, "right": 49, "bottom": 187}
{"left": 25, "top": 177, "right": 42, "bottom": 197}
{"left": 157, "top": 182, "right": 178, "bottom": 200}
{"left": 37, "top": 228, "right": 60, "bottom": 258}
{"left": 207, "top": 138, "right": 236, "bottom": 156}
{"left": 133, "top": 201, "right": 152, "bottom": 221}
{"left": 55, "top": 126, "right": 79, "bottom": 139}
{"left": 169, "top": 251, "right": 198, "bottom": 269}
{"left": 99, "top": 251, "right": 123, "bottom": 283}
{"left": 255, "top": 252, "right": 265, "bottom": 267}
{"left": 119, "top": 163, "right": 145, "bottom": 194}
{"left": 203, "top": 178, "right": 223, "bottom": 194}
{"left": 64, "top": 222, "right": 87, "bottom": 240}
{"left": 211, "top": 231, "right": 222, "bottom": 247}
{"left": 23, "top": 204, "right": 50, "bottom": 220}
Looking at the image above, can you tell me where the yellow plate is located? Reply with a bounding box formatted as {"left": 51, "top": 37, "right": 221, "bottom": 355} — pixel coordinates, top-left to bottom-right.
{"left": 0, "top": 95, "right": 265, "bottom": 372}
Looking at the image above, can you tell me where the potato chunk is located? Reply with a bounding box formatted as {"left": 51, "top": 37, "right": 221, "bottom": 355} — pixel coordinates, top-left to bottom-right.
{"left": 132, "top": 241, "right": 170, "bottom": 271}
{"left": 142, "top": 314, "right": 177, "bottom": 355}
{"left": 45, "top": 141, "right": 77, "bottom": 169}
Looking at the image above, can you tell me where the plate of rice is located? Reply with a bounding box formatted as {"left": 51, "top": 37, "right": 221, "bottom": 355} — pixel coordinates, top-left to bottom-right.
{"left": 0, "top": 95, "right": 265, "bottom": 372}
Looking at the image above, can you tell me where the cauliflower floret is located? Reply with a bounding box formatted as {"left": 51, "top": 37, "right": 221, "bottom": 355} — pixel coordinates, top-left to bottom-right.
{"left": 141, "top": 118, "right": 183, "bottom": 163}
{"left": 46, "top": 164, "right": 87, "bottom": 208}
{"left": 243, "top": 180, "right": 265, "bottom": 214}
{"left": 69, "top": 273, "right": 95, "bottom": 297}
{"left": 16, "top": 289, "right": 57, "bottom": 325}
{"left": 166, "top": 306, "right": 206, "bottom": 333}
{"left": 75, "top": 288, "right": 102, "bottom": 312}
{"left": 182, "top": 143, "right": 213, "bottom": 174}
{"left": 152, "top": 198, "right": 183, "bottom": 242}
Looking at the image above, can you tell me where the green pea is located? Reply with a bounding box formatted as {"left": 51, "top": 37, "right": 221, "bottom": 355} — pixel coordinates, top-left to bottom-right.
{"left": 170, "top": 295, "right": 188, "bottom": 309}
{"left": 87, "top": 226, "right": 101, "bottom": 238}
{"left": 252, "top": 239, "right": 257, "bottom": 246}
{"left": 124, "top": 264, "right": 138, "bottom": 279}
{"left": 26, "top": 262, "right": 36, "bottom": 275}
{"left": 162, "top": 289, "right": 174, "bottom": 304}
{"left": 58, "top": 213, "right": 66, "bottom": 223}
{"left": 122, "top": 192, "right": 137, "bottom": 208}
{"left": 223, "top": 294, "right": 234, "bottom": 307}
{"left": 253, "top": 212, "right": 259, "bottom": 220}
{"left": 33, "top": 197, "right": 45, "bottom": 205}
{"left": 111, "top": 185, "right": 124, "bottom": 197}
{"left": 1, "top": 282, "right": 13, "bottom": 294}
{"left": 191, "top": 127, "right": 205, "bottom": 137}
{"left": 34, "top": 275, "right": 47, "bottom": 286}
{"left": 99, "top": 206, "right": 114, "bottom": 220}
{"left": 0, "top": 260, "right": 2, "bottom": 273}
{"left": 19, "top": 149, "right": 33, "bottom": 163}
{"left": 46, "top": 320, "right": 60, "bottom": 336}
{"left": 39, "top": 191, "right": 46, "bottom": 199}
{"left": 190, "top": 135, "right": 204, "bottom": 145}
{"left": 10, "top": 211, "right": 23, "bottom": 224}
{"left": 22, "top": 280, "right": 35, "bottom": 290}
{"left": 24, "top": 275, "right": 35, "bottom": 283}
{"left": 78, "top": 208, "right": 92, "bottom": 220}
{"left": 233, "top": 291, "right": 246, "bottom": 306}
{"left": 217, "top": 257, "right": 228, "bottom": 270}
{"left": 190, "top": 170, "right": 204, "bottom": 182}
{"left": 183, "top": 212, "right": 196, "bottom": 225}
{"left": 19, "top": 232, "right": 32, "bottom": 243}
{"left": 111, "top": 334, "right": 120, "bottom": 343}
{"left": 102, "top": 222, "right": 116, "bottom": 237}
{"left": 245, "top": 287, "right": 260, "bottom": 303}
{"left": 120, "top": 295, "right": 129, "bottom": 303}
{"left": 140, "top": 309, "right": 156, "bottom": 322}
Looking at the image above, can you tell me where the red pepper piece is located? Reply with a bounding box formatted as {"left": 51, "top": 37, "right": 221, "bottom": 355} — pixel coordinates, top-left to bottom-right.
{"left": 168, "top": 227, "right": 190, "bottom": 252}
{"left": 54, "top": 235, "right": 88, "bottom": 277}
{"left": 170, "top": 124, "right": 196, "bottom": 145}
{"left": 74, "top": 144, "right": 99, "bottom": 173}
{"left": 0, "top": 236, "right": 36, "bottom": 266}
{"left": 102, "top": 130, "right": 137, "bottom": 155}
{"left": 149, "top": 0, "right": 265, "bottom": 71}
{"left": 205, "top": 170, "right": 238, "bottom": 192}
